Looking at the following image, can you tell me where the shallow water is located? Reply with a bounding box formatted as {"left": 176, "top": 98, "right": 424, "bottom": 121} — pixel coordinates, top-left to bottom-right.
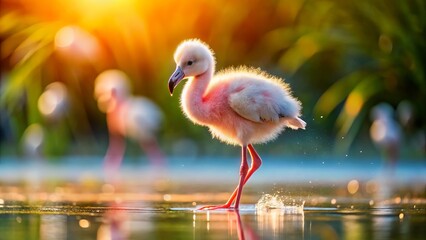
{"left": 1, "top": 200, "right": 425, "bottom": 240}
{"left": 1, "top": 156, "right": 425, "bottom": 239}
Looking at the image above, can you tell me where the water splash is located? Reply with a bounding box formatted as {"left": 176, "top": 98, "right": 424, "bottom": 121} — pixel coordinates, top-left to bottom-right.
{"left": 255, "top": 194, "right": 304, "bottom": 214}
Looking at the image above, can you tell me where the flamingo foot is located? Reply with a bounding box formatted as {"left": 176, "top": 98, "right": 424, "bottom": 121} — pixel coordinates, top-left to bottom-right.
{"left": 198, "top": 203, "right": 234, "bottom": 211}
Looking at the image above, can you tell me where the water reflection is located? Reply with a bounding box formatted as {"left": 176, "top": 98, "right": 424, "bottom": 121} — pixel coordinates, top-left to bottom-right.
{"left": 40, "top": 215, "right": 67, "bottom": 240}
{"left": 256, "top": 208, "right": 304, "bottom": 239}
{"left": 0, "top": 201, "right": 425, "bottom": 240}
{"left": 191, "top": 207, "right": 305, "bottom": 240}
{"left": 97, "top": 203, "right": 130, "bottom": 240}
{"left": 193, "top": 209, "right": 259, "bottom": 240}
{"left": 372, "top": 215, "right": 395, "bottom": 240}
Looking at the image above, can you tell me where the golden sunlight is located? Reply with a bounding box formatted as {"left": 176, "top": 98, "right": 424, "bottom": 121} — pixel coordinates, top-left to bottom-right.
{"left": 73, "top": 0, "right": 139, "bottom": 20}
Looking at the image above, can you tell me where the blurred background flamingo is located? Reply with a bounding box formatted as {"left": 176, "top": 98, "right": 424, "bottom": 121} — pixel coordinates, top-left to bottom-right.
{"left": 94, "top": 69, "right": 165, "bottom": 182}
{"left": 370, "top": 103, "right": 402, "bottom": 173}
{"left": 369, "top": 103, "right": 402, "bottom": 200}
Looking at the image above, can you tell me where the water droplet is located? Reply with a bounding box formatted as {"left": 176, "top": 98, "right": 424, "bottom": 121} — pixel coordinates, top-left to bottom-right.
{"left": 255, "top": 194, "right": 304, "bottom": 214}
{"left": 256, "top": 194, "right": 284, "bottom": 210}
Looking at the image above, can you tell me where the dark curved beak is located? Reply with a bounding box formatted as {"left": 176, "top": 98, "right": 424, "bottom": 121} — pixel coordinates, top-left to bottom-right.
{"left": 168, "top": 66, "right": 185, "bottom": 96}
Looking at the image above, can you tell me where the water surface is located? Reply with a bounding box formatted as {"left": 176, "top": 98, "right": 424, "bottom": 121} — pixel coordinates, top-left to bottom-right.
{"left": 1, "top": 156, "right": 425, "bottom": 239}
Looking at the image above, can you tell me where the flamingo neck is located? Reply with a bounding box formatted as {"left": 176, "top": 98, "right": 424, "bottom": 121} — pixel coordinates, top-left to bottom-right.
{"left": 109, "top": 95, "right": 127, "bottom": 112}
{"left": 182, "top": 68, "right": 214, "bottom": 124}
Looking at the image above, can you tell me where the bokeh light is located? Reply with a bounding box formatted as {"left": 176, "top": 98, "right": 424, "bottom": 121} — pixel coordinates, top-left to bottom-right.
{"left": 347, "top": 180, "right": 359, "bottom": 195}
{"left": 38, "top": 82, "right": 68, "bottom": 120}
{"left": 79, "top": 219, "right": 90, "bottom": 228}
{"left": 21, "top": 124, "right": 45, "bottom": 156}
{"left": 55, "top": 26, "right": 75, "bottom": 49}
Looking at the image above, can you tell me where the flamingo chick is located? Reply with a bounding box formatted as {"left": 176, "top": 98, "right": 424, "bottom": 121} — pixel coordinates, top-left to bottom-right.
{"left": 168, "top": 39, "right": 306, "bottom": 210}
{"left": 94, "top": 70, "right": 165, "bottom": 181}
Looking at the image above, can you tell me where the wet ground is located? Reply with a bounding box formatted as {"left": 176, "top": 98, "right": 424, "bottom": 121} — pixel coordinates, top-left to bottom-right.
{"left": 1, "top": 156, "right": 425, "bottom": 239}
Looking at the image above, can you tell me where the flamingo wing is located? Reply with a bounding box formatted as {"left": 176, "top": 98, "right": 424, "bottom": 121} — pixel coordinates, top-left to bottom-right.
{"left": 228, "top": 80, "right": 306, "bottom": 129}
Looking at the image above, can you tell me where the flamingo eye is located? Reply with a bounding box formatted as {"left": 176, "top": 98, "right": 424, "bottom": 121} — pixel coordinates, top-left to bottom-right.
{"left": 187, "top": 60, "right": 193, "bottom": 66}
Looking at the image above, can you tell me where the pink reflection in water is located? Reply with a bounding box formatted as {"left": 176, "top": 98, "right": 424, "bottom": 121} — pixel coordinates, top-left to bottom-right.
{"left": 193, "top": 209, "right": 259, "bottom": 240}
{"left": 97, "top": 203, "right": 130, "bottom": 240}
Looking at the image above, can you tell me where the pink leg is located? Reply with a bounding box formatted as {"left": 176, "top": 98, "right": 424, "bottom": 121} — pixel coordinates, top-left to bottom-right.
{"left": 140, "top": 138, "right": 166, "bottom": 167}
{"left": 104, "top": 134, "right": 126, "bottom": 182}
{"left": 199, "top": 144, "right": 262, "bottom": 210}
{"left": 234, "top": 146, "right": 248, "bottom": 209}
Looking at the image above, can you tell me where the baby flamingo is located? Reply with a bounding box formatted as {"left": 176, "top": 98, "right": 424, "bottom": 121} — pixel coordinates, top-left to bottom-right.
{"left": 168, "top": 39, "right": 306, "bottom": 210}
{"left": 94, "top": 70, "right": 165, "bottom": 181}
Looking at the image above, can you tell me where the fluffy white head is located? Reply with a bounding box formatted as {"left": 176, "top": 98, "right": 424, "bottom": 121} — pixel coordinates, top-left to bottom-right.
{"left": 173, "top": 39, "right": 215, "bottom": 77}
{"left": 94, "top": 69, "right": 131, "bottom": 112}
